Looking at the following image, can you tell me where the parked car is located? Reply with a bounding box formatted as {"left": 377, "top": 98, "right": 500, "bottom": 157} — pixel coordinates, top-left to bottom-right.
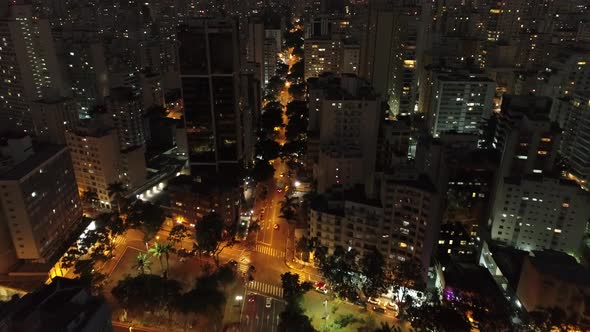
{"left": 315, "top": 281, "right": 328, "bottom": 294}
{"left": 367, "top": 297, "right": 381, "bottom": 305}
{"left": 372, "top": 306, "right": 386, "bottom": 314}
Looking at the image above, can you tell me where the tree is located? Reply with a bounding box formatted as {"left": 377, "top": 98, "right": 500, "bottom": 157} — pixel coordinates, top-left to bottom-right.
{"left": 276, "top": 62, "right": 289, "bottom": 77}
{"left": 288, "top": 82, "right": 306, "bottom": 100}
{"left": 281, "top": 272, "right": 312, "bottom": 303}
{"left": 169, "top": 224, "right": 192, "bottom": 249}
{"left": 260, "top": 104, "right": 284, "bottom": 133}
{"left": 149, "top": 242, "right": 172, "bottom": 277}
{"left": 280, "top": 195, "right": 298, "bottom": 224}
{"left": 522, "top": 307, "right": 581, "bottom": 332}
{"left": 320, "top": 246, "right": 359, "bottom": 299}
{"left": 278, "top": 301, "right": 316, "bottom": 332}
{"left": 286, "top": 100, "right": 308, "bottom": 118}
{"left": 266, "top": 76, "right": 285, "bottom": 96}
{"left": 360, "top": 249, "right": 388, "bottom": 298}
{"left": 290, "top": 61, "right": 304, "bottom": 77}
{"left": 126, "top": 201, "right": 165, "bottom": 240}
{"left": 248, "top": 220, "right": 261, "bottom": 233}
{"left": 278, "top": 272, "right": 316, "bottom": 332}
{"left": 285, "top": 29, "right": 304, "bottom": 49}
{"left": 134, "top": 253, "right": 152, "bottom": 274}
{"left": 107, "top": 182, "right": 127, "bottom": 214}
{"left": 251, "top": 160, "right": 275, "bottom": 182}
{"left": 112, "top": 274, "right": 182, "bottom": 317}
{"left": 194, "top": 212, "right": 237, "bottom": 266}
{"left": 374, "top": 323, "right": 395, "bottom": 332}
{"left": 82, "top": 191, "right": 98, "bottom": 208}
{"left": 390, "top": 260, "right": 424, "bottom": 305}
{"left": 256, "top": 138, "right": 281, "bottom": 161}
{"left": 285, "top": 113, "right": 308, "bottom": 142}
{"left": 281, "top": 140, "right": 305, "bottom": 159}
{"left": 406, "top": 302, "right": 471, "bottom": 332}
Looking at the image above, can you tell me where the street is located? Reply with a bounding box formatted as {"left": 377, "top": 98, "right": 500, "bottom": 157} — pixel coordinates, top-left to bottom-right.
{"left": 240, "top": 293, "right": 286, "bottom": 332}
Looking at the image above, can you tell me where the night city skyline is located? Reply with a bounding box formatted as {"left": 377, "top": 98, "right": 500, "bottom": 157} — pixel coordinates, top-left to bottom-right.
{"left": 0, "top": 0, "right": 589, "bottom": 331}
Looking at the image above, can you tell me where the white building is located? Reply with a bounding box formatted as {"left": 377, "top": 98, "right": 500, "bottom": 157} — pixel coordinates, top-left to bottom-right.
{"left": 490, "top": 175, "right": 590, "bottom": 255}
{"left": 66, "top": 125, "right": 121, "bottom": 208}
{"left": 428, "top": 70, "right": 495, "bottom": 137}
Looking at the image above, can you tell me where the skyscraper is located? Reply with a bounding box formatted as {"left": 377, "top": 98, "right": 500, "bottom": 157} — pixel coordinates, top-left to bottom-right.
{"left": 0, "top": 4, "right": 67, "bottom": 133}
{"left": 360, "top": 1, "right": 428, "bottom": 117}
{"left": 178, "top": 18, "right": 243, "bottom": 175}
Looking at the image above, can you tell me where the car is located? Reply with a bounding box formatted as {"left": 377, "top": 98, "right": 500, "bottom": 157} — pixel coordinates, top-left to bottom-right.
{"left": 273, "top": 224, "right": 279, "bottom": 230}
{"left": 367, "top": 297, "right": 381, "bottom": 305}
{"left": 372, "top": 306, "right": 386, "bottom": 314}
{"left": 352, "top": 298, "right": 366, "bottom": 307}
{"left": 265, "top": 297, "right": 272, "bottom": 308}
{"left": 315, "top": 281, "right": 328, "bottom": 294}
{"left": 386, "top": 301, "right": 398, "bottom": 310}
{"left": 248, "top": 294, "right": 255, "bottom": 303}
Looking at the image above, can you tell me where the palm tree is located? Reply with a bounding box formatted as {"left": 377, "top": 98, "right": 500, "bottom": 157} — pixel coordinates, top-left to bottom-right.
{"left": 134, "top": 253, "right": 151, "bottom": 274}
{"left": 374, "top": 322, "right": 396, "bottom": 332}
{"left": 108, "top": 182, "right": 127, "bottom": 214}
{"left": 280, "top": 195, "right": 298, "bottom": 224}
{"left": 149, "top": 242, "right": 172, "bottom": 277}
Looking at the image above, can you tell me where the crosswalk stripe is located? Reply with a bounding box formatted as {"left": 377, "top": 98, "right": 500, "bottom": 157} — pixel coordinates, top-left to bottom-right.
{"left": 247, "top": 280, "right": 284, "bottom": 299}
{"left": 255, "top": 244, "right": 286, "bottom": 257}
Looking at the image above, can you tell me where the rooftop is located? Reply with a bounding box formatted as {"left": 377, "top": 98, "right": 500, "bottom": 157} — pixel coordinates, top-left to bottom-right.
{"left": 0, "top": 144, "right": 66, "bottom": 181}
{"left": 528, "top": 250, "right": 590, "bottom": 286}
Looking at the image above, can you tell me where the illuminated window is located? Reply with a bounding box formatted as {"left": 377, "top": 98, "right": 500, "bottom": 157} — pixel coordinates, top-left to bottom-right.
{"left": 399, "top": 242, "right": 408, "bottom": 248}
{"left": 537, "top": 150, "right": 548, "bottom": 155}
{"left": 562, "top": 203, "right": 570, "bottom": 208}
{"left": 540, "top": 138, "right": 551, "bottom": 142}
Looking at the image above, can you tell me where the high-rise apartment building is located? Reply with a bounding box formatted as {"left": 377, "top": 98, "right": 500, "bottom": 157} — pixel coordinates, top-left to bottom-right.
{"left": 494, "top": 95, "right": 561, "bottom": 178}
{"left": 0, "top": 4, "right": 67, "bottom": 133}
{"left": 304, "top": 38, "right": 343, "bottom": 80}
{"left": 30, "top": 97, "right": 79, "bottom": 145}
{"left": 246, "top": 18, "right": 283, "bottom": 85}
{"left": 65, "top": 125, "right": 121, "bottom": 209}
{"left": 560, "top": 92, "right": 590, "bottom": 188}
{"left": 427, "top": 69, "right": 495, "bottom": 137}
{"left": 63, "top": 39, "right": 109, "bottom": 119}
{"left": 308, "top": 74, "right": 380, "bottom": 196}
{"left": 382, "top": 170, "right": 442, "bottom": 272}
{"left": 490, "top": 175, "right": 590, "bottom": 255}
{"left": 309, "top": 169, "right": 442, "bottom": 277}
{"left": 107, "top": 87, "right": 146, "bottom": 150}
{"left": 178, "top": 18, "right": 243, "bottom": 175}
{"left": 0, "top": 138, "right": 82, "bottom": 264}
{"left": 360, "top": 2, "right": 428, "bottom": 117}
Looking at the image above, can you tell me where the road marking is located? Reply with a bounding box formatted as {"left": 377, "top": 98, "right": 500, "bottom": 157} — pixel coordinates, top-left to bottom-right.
{"left": 255, "top": 244, "right": 285, "bottom": 258}
{"left": 248, "top": 280, "right": 284, "bottom": 298}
